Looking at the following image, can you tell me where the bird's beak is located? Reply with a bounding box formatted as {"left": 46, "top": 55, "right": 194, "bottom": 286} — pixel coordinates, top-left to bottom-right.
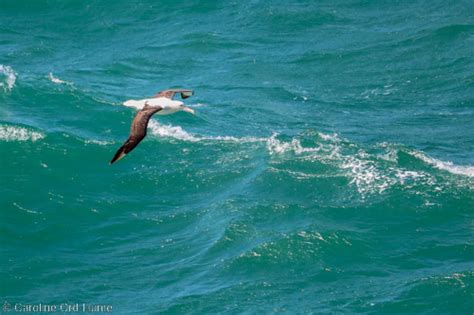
{"left": 182, "top": 106, "right": 195, "bottom": 115}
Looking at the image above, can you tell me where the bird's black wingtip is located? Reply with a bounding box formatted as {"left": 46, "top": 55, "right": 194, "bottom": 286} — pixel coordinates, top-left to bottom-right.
{"left": 181, "top": 90, "right": 194, "bottom": 99}
{"left": 110, "top": 146, "right": 127, "bottom": 164}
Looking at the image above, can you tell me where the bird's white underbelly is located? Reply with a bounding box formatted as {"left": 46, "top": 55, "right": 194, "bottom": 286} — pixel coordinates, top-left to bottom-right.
{"left": 155, "top": 108, "right": 179, "bottom": 115}
{"left": 123, "top": 97, "right": 180, "bottom": 115}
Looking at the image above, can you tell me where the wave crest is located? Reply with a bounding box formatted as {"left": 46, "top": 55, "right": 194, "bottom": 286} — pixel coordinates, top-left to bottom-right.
{"left": 409, "top": 151, "right": 474, "bottom": 177}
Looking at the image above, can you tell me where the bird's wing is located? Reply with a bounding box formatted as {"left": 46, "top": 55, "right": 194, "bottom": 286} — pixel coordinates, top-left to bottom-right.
{"left": 153, "top": 89, "right": 194, "bottom": 100}
{"left": 110, "top": 106, "right": 162, "bottom": 164}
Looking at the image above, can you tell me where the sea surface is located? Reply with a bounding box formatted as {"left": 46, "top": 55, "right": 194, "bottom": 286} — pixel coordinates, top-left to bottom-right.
{"left": 1, "top": 1, "right": 473, "bottom": 314}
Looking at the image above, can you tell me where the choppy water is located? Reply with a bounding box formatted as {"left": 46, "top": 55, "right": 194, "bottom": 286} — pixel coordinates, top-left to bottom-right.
{"left": 1, "top": 1, "right": 473, "bottom": 314}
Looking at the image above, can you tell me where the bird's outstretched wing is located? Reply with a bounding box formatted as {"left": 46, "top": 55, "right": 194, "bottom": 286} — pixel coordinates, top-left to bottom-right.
{"left": 153, "top": 89, "right": 194, "bottom": 100}
{"left": 110, "top": 105, "right": 162, "bottom": 164}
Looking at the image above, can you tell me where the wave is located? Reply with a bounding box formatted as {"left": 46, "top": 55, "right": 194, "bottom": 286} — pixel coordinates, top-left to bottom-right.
{"left": 266, "top": 132, "right": 398, "bottom": 195}
{"left": 0, "top": 125, "right": 45, "bottom": 142}
{"left": 409, "top": 151, "right": 474, "bottom": 177}
{"left": 0, "top": 65, "right": 17, "bottom": 92}
{"left": 264, "top": 132, "right": 473, "bottom": 197}
{"left": 147, "top": 121, "right": 473, "bottom": 181}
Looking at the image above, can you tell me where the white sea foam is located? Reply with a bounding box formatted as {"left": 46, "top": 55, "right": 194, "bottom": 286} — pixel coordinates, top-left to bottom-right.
{"left": 360, "top": 84, "right": 397, "bottom": 99}
{"left": 0, "top": 65, "right": 17, "bottom": 91}
{"left": 269, "top": 168, "right": 326, "bottom": 180}
{"left": 208, "top": 135, "right": 265, "bottom": 143}
{"left": 265, "top": 132, "right": 388, "bottom": 194}
{"left": 84, "top": 139, "right": 114, "bottom": 146}
{"left": 148, "top": 120, "right": 200, "bottom": 141}
{"left": 148, "top": 120, "right": 265, "bottom": 143}
{"left": 48, "top": 72, "right": 72, "bottom": 85}
{"left": 0, "top": 125, "right": 45, "bottom": 142}
{"left": 262, "top": 132, "right": 458, "bottom": 196}
{"left": 266, "top": 133, "right": 322, "bottom": 155}
{"left": 341, "top": 155, "right": 392, "bottom": 195}
{"left": 410, "top": 151, "right": 474, "bottom": 177}
{"left": 317, "top": 132, "right": 339, "bottom": 141}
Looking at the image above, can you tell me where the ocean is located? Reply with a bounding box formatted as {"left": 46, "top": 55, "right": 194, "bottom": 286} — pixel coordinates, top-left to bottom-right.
{"left": 1, "top": 0, "right": 473, "bottom": 313}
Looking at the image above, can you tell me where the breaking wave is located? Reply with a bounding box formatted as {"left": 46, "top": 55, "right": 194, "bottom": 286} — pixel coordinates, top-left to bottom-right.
{"left": 264, "top": 132, "right": 473, "bottom": 197}
{"left": 409, "top": 151, "right": 474, "bottom": 177}
{"left": 147, "top": 121, "right": 473, "bottom": 192}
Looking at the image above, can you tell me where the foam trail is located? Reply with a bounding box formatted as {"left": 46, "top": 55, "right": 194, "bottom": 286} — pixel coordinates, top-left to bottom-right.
{"left": 0, "top": 65, "right": 16, "bottom": 91}
{"left": 0, "top": 125, "right": 45, "bottom": 142}
{"left": 148, "top": 120, "right": 266, "bottom": 143}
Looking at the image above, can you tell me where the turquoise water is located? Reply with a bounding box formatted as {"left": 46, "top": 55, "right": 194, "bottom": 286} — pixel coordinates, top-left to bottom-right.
{"left": 1, "top": 1, "right": 473, "bottom": 313}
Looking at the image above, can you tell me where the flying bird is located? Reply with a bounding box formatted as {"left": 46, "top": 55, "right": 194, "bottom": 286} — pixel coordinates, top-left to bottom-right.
{"left": 110, "top": 89, "right": 195, "bottom": 164}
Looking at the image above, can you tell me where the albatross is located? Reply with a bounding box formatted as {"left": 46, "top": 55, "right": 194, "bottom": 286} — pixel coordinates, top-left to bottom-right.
{"left": 110, "top": 89, "right": 195, "bottom": 164}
